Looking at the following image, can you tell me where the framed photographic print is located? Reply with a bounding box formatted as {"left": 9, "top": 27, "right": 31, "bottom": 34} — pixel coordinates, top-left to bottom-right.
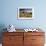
{"left": 17, "top": 7, "right": 34, "bottom": 19}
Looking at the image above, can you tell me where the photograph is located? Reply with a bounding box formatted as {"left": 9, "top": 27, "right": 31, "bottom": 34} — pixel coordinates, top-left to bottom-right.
{"left": 18, "top": 7, "right": 34, "bottom": 19}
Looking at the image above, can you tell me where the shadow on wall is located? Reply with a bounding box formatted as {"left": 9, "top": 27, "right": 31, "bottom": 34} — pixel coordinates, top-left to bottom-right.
{"left": 0, "top": 24, "right": 7, "bottom": 43}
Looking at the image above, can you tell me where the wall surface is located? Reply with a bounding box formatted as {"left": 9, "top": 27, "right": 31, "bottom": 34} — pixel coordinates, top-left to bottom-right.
{"left": 0, "top": 0, "right": 46, "bottom": 30}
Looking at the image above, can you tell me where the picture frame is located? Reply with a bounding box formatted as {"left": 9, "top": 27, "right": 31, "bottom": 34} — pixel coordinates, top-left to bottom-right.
{"left": 17, "top": 7, "right": 34, "bottom": 19}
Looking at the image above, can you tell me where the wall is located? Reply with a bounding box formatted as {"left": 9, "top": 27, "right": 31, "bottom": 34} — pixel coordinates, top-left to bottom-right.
{"left": 0, "top": 0, "right": 46, "bottom": 44}
{"left": 0, "top": 0, "right": 46, "bottom": 30}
